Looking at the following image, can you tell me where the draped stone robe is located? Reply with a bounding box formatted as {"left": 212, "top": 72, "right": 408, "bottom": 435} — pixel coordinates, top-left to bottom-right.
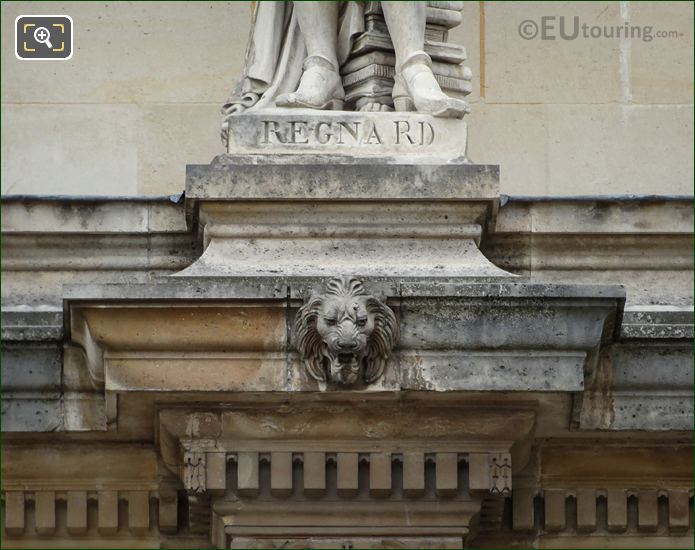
{"left": 222, "top": 1, "right": 366, "bottom": 115}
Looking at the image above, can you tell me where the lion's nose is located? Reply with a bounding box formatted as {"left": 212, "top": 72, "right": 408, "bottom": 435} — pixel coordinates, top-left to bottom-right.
{"left": 337, "top": 339, "right": 358, "bottom": 352}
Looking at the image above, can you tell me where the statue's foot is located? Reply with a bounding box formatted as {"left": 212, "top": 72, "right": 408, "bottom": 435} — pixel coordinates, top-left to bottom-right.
{"left": 277, "top": 56, "right": 345, "bottom": 110}
{"left": 393, "top": 51, "right": 470, "bottom": 119}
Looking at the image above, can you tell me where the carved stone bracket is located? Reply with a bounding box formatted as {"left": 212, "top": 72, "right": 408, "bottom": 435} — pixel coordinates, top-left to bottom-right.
{"left": 183, "top": 451, "right": 207, "bottom": 494}
{"left": 490, "top": 453, "right": 512, "bottom": 496}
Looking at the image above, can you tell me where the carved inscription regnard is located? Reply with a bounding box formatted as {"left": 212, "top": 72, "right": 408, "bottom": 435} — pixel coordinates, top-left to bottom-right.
{"left": 261, "top": 119, "right": 435, "bottom": 147}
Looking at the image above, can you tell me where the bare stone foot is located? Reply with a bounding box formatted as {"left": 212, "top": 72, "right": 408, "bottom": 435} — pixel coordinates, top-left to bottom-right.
{"left": 393, "top": 51, "right": 470, "bottom": 118}
{"left": 277, "top": 56, "right": 345, "bottom": 110}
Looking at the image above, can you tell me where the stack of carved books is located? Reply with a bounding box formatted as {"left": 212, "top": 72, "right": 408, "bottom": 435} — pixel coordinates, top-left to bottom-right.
{"left": 341, "top": 1, "right": 473, "bottom": 111}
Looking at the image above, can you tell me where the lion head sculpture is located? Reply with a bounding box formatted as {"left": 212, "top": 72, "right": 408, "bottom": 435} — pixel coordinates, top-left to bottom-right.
{"left": 294, "top": 277, "right": 399, "bottom": 386}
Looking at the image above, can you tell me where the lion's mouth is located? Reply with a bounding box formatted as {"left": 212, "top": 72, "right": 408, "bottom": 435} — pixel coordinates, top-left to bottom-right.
{"left": 338, "top": 352, "right": 356, "bottom": 365}
{"left": 325, "top": 351, "right": 362, "bottom": 385}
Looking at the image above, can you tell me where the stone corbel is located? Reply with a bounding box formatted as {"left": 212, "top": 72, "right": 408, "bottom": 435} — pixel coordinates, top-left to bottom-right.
{"left": 68, "top": 308, "right": 105, "bottom": 388}
{"left": 62, "top": 344, "right": 108, "bottom": 431}
{"left": 489, "top": 453, "right": 513, "bottom": 495}
{"left": 183, "top": 451, "right": 207, "bottom": 494}
{"left": 469, "top": 452, "right": 513, "bottom": 496}
{"left": 64, "top": 308, "right": 111, "bottom": 430}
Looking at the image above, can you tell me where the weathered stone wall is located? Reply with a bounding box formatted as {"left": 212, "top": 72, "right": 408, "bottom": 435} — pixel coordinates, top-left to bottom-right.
{"left": 2, "top": 1, "right": 693, "bottom": 196}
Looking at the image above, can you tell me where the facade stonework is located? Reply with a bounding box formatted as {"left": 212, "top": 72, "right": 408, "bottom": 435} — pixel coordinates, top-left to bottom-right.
{"left": 2, "top": 192, "right": 692, "bottom": 548}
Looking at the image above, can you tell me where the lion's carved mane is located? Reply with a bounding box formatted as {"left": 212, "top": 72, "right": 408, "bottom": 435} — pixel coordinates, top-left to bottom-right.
{"left": 294, "top": 277, "right": 399, "bottom": 385}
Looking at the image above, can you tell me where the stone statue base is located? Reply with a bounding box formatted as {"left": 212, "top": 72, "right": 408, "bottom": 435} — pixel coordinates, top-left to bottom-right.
{"left": 182, "top": 153, "right": 500, "bottom": 279}
{"left": 225, "top": 110, "right": 468, "bottom": 159}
